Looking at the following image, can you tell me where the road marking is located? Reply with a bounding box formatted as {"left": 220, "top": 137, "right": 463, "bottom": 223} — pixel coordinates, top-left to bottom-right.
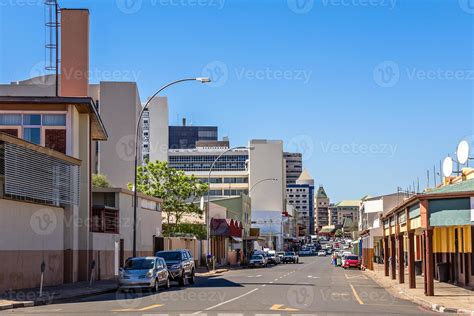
{"left": 193, "top": 288, "right": 259, "bottom": 314}
{"left": 344, "top": 273, "right": 368, "bottom": 280}
{"left": 350, "top": 284, "right": 364, "bottom": 305}
{"left": 113, "top": 303, "right": 163, "bottom": 312}
{"left": 270, "top": 304, "right": 299, "bottom": 312}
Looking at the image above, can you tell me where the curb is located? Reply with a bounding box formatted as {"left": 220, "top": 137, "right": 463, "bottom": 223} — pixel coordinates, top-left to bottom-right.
{"left": 0, "top": 287, "right": 118, "bottom": 311}
{"left": 364, "top": 270, "right": 474, "bottom": 314}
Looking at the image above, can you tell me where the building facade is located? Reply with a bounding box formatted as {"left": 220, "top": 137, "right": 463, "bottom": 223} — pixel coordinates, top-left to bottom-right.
{"left": 169, "top": 121, "right": 218, "bottom": 149}
{"left": 286, "top": 170, "right": 315, "bottom": 237}
{"left": 315, "top": 185, "right": 330, "bottom": 230}
{"left": 284, "top": 152, "right": 302, "bottom": 186}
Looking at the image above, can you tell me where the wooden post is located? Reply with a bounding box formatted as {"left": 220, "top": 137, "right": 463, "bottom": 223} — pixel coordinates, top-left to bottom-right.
{"left": 390, "top": 235, "right": 396, "bottom": 280}
{"left": 425, "top": 229, "right": 434, "bottom": 296}
{"left": 397, "top": 233, "right": 405, "bottom": 284}
{"left": 383, "top": 236, "right": 389, "bottom": 277}
{"left": 408, "top": 230, "right": 416, "bottom": 288}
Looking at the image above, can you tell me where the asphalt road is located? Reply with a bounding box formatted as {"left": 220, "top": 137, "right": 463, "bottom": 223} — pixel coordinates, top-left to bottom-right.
{"left": 1, "top": 256, "right": 436, "bottom": 315}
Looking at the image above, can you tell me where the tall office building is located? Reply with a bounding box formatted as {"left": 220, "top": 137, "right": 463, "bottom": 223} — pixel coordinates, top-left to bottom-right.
{"left": 284, "top": 152, "right": 303, "bottom": 186}
{"left": 286, "top": 170, "right": 315, "bottom": 237}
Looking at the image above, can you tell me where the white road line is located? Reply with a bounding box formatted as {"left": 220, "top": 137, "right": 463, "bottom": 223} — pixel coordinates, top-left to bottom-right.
{"left": 194, "top": 288, "right": 259, "bottom": 313}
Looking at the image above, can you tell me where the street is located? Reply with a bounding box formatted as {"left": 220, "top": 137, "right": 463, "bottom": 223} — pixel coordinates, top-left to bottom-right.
{"left": 1, "top": 256, "right": 435, "bottom": 316}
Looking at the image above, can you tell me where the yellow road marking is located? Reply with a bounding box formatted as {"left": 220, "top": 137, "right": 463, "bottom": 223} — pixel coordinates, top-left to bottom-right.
{"left": 112, "top": 304, "right": 163, "bottom": 312}
{"left": 350, "top": 284, "right": 364, "bottom": 305}
{"left": 270, "top": 304, "right": 299, "bottom": 311}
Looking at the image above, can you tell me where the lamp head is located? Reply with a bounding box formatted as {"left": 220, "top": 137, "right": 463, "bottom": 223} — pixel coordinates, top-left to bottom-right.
{"left": 196, "top": 77, "right": 211, "bottom": 83}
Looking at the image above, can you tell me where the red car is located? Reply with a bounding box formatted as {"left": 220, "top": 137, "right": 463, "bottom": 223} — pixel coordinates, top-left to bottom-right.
{"left": 342, "top": 255, "right": 361, "bottom": 269}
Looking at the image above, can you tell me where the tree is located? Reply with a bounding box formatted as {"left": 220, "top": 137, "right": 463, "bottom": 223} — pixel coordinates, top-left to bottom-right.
{"left": 131, "top": 161, "right": 208, "bottom": 232}
{"left": 92, "top": 173, "right": 111, "bottom": 188}
{"left": 335, "top": 229, "right": 343, "bottom": 238}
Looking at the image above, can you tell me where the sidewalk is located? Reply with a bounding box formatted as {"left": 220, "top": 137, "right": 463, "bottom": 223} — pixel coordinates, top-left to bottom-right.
{"left": 0, "top": 280, "right": 117, "bottom": 311}
{"left": 365, "top": 264, "right": 474, "bottom": 314}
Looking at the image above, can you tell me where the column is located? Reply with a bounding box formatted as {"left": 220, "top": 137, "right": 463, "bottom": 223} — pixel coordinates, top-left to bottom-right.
{"left": 407, "top": 230, "right": 416, "bottom": 288}
{"left": 397, "top": 233, "right": 405, "bottom": 284}
{"left": 390, "top": 235, "right": 396, "bottom": 280}
{"left": 425, "top": 229, "right": 434, "bottom": 296}
{"left": 383, "top": 236, "right": 389, "bottom": 277}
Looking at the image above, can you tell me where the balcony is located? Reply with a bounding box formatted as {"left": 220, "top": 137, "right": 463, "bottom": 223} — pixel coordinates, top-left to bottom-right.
{"left": 0, "top": 133, "right": 81, "bottom": 207}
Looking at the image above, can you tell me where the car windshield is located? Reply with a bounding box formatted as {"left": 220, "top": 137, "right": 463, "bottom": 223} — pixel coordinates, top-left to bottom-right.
{"left": 157, "top": 251, "right": 182, "bottom": 261}
{"left": 285, "top": 252, "right": 295, "bottom": 255}
{"left": 124, "top": 258, "right": 154, "bottom": 270}
{"left": 251, "top": 255, "right": 262, "bottom": 260}
{"left": 347, "top": 256, "right": 358, "bottom": 260}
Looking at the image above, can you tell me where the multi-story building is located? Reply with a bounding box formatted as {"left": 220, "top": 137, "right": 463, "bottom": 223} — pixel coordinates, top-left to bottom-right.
{"left": 315, "top": 185, "right": 330, "bottom": 230}
{"left": 286, "top": 170, "right": 315, "bottom": 237}
{"left": 329, "top": 200, "right": 361, "bottom": 226}
{"left": 142, "top": 97, "right": 169, "bottom": 162}
{"left": 169, "top": 120, "right": 218, "bottom": 149}
{"left": 284, "top": 152, "right": 302, "bottom": 186}
{"left": 168, "top": 141, "right": 250, "bottom": 197}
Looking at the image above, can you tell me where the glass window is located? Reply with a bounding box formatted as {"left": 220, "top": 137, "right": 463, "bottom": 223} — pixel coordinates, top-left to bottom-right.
{"left": 0, "top": 114, "right": 22, "bottom": 125}
{"left": 23, "top": 128, "right": 41, "bottom": 144}
{"left": 23, "top": 114, "right": 41, "bottom": 126}
{"left": 43, "top": 114, "right": 66, "bottom": 126}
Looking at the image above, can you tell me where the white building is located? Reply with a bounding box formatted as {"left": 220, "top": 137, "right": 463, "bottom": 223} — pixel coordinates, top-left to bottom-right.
{"left": 286, "top": 170, "right": 315, "bottom": 237}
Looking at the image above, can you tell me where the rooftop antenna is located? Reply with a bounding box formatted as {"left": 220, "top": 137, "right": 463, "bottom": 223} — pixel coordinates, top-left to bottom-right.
{"left": 44, "top": 0, "right": 60, "bottom": 96}
{"left": 433, "top": 165, "right": 437, "bottom": 187}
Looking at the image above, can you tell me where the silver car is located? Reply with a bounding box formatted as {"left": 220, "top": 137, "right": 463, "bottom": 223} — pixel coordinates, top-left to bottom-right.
{"left": 119, "top": 257, "right": 170, "bottom": 292}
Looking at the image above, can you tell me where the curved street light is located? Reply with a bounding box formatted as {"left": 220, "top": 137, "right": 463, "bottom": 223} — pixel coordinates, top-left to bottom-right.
{"left": 133, "top": 77, "right": 211, "bottom": 257}
{"left": 206, "top": 146, "right": 251, "bottom": 269}
{"left": 249, "top": 178, "right": 278, "bottom": 195}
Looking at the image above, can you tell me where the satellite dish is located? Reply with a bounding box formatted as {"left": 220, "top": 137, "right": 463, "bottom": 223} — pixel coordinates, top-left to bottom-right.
{"left": 456, "top": 140, "right": 470, "bottom": 164}
{"left": 442, "top": 156, "right": 453, "bottom": 177}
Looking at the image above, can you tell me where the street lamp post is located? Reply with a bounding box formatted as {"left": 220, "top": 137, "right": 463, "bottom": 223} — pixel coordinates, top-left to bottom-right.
{"left": 248, "top": 178, "right": 278, "bottom": 196}
{"left": 132, "top": 77, "right": 211, "bottom": 257}
{"left": 206, "top": 146, "right": 250, "bottom": 269}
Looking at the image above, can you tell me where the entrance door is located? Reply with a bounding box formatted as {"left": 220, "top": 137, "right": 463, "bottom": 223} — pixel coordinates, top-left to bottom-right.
{"left": 153, "top": 236, "right": 164, "bottom": 254}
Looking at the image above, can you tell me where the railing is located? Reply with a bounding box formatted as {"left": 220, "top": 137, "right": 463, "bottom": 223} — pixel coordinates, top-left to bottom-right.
{"left": 0, "top": 133, "right": 81, "bottom": 207}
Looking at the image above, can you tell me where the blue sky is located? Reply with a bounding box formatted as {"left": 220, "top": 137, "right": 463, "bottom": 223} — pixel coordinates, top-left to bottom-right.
{"left": 1, "top": 0, "right": 473, "bottom": 202}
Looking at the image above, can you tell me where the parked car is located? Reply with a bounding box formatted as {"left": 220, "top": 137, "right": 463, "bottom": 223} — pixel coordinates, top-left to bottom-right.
{"left": 249, "top": 254, "right": 267, "bottom": 267}
{"left": 282, "top": 251, "right": 299, "bottom": 264}
{"left": 317, "top": 250, "right": 326, "bottom": 256}
{"left": 267, "top": 251, "right": 280, "bottom": 264}
{"left": 340, "top": 251, "right": 353, "bottom": 267}
{"left": 342, "top": 255, "right": 361, "bottom": 269}
{"left": 276, "top": 251, "right": 285, "bottom": 260}
{"left": 119, "top": 257, "right": 170, "bottom": 292}
{"left": 156, "top": 250, "right": 195, "bottom": 286}
{"left": 299, "top": 249, "right": 312, "bottom": 256}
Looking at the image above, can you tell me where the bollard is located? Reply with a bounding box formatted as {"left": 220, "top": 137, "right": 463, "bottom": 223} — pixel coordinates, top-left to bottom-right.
{"left": 39, "top": 261, "right": 46, "bottom": 297}
{"left": 89, "top": 260, "right": 96, "bottom": 287}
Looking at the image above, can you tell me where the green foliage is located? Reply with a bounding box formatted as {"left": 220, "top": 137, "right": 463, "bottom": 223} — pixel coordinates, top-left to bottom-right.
{"left": 163, "top": 223, "right": 207, "bottom": 240}
{"left": 335, "top": 229, "right": 343, "bottom": 237}
{"left": 130, "top": 161, "right": 208, "bottom": 226}
{"left": 92, "top": 173, "right": 111, "bottom": 188}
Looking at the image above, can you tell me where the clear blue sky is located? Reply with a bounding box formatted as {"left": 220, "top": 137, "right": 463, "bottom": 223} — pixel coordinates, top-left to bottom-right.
{"left": 1, "top": 0, "right": 473, "bottom": 202}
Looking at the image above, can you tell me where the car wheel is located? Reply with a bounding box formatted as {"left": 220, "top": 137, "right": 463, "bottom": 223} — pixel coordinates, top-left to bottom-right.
{"left": 188, "top": 270, "right": 195, "bottom": 285}
{"left": 178, "top": 273, "right": 186, "bottom": 286}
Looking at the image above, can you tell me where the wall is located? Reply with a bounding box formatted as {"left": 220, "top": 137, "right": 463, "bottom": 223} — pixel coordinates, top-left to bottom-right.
{"left": 0, "top": 199, "right": 64, "bottom": 292}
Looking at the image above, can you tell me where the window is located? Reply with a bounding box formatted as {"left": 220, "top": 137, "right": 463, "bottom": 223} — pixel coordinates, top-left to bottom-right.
{"left": 43, "top": 114, "right": 66, "bottom": 126}
{"left": 23, "top": 114, "right": 41, "bottom": 125}
{"left": 91, "top": 207, "right": 119, "bottom": 234}
{"left": 24, "top": 128, "right": 41, "bottom": 144}
{"left": 0, "top": 114, "right": 21, "bottom": 125}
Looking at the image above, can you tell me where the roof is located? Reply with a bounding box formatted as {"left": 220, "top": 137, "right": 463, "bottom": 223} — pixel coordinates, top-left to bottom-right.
{"left": 336, "top": 200, "right": 361, "bottom": 207}
{"left": 297, "top": 169, "right": 313, "bottom": 182}
{"left": 316, "top": 186, "right": 328, "bottom": 199}
{"left": 0, "top": 96, "right": 107, "bottom": 141}
{"left": 424, "top": 179, "right": 474, "bottom": 194}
